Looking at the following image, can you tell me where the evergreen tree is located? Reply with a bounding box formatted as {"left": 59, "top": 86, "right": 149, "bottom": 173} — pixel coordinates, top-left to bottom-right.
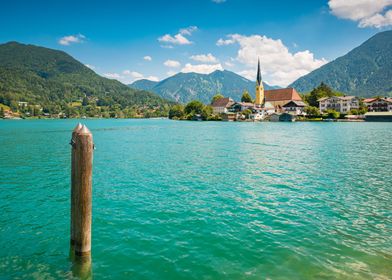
{"left": 241, "top": 90, "right": 253, "bottom": 103}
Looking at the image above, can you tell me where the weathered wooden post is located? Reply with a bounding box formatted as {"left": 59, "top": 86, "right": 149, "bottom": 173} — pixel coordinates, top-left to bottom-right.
{"left": 71, "top": 124, "right": 94, "bottom": 257}
{"left": 71, "top": 123, "right": 82, "bottom": 249}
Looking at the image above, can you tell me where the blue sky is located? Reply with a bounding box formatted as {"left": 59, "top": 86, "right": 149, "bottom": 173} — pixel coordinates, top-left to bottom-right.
{"left": 0, "top": 0, "right": 391, "bottom": 86}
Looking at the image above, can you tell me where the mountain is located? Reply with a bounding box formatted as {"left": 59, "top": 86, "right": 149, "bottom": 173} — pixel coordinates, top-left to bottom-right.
{"left": 0, "top": 41, "right": 171, "bottom": 117}
{"left": 130, "top": 70, "right": 278, "bottom": 104}
{"left": 131, "top": 79, "right": 159, "bottom": 91}
{"left": 290, "top": 31, "right": 392, "bottom": 97}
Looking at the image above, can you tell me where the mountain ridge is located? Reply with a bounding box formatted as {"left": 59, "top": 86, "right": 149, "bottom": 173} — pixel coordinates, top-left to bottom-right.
{"left": 289, "top": 31, "right": 392, "bottom": 97}
{"left": 0, "top": 41, "right": 171, "bottom": 117}
{"left": 130, "top": 70, "right": 278, "bottom": 104}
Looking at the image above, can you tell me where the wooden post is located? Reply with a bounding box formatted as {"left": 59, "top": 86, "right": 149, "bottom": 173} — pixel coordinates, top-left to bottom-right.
{"left": 71, "top": 123, "right": 82, "bottom": 248}
{"left": 71, "top": 124, "right": 94, "bottom": 257}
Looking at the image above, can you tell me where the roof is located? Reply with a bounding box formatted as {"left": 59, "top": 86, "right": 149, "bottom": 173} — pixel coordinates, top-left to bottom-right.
{"left": 265, "top": 88, "right": 302, "bottom": 102}
{"left": 365, "top": 112, "right": 392, "bottom": 116}
{"left": 238, "top": 102, "right": 254, "bottom": 107}
{"left": 282, "top": 100, "right": 306, "bottom": 107}
{"left": 318, "top": 96, "right": 357, "bottom": 102}
{"left": 364, "top": 97, "right": 392, "bottom": 103}
{"left": 211, "top": 97, "right": 234, "bottom": 108}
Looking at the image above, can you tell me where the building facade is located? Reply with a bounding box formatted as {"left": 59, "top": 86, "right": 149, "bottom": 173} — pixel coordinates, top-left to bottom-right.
{"left": 318, "top": 96, "right": 359, "bottom": 114}
{"left": 363, "top": 97, "right": 392, "bottom": 112}
{"left": 211, "top": 97, "right": 235, "bottom": 114}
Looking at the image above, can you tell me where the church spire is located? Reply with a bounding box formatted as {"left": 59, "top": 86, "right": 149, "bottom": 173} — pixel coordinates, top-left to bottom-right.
{"left": 256, "top": 57, "right": 262, "bottom": 86}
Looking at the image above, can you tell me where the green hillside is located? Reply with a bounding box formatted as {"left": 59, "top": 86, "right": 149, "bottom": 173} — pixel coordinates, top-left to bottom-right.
{"left": 0, "top": 41, "right": 172, "bottom": 118}
{"left": 290, "top": 31, "right": 392, "bottom": 97}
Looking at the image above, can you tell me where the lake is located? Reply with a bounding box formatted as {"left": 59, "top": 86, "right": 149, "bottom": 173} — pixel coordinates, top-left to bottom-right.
{"left": 0, "top": 119, "right": 391, "bottom": 279}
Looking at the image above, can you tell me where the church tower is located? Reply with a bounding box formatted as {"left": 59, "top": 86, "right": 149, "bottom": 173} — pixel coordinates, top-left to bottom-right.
{"left": 255, "top": 58, "right": 264, "bottom": 106}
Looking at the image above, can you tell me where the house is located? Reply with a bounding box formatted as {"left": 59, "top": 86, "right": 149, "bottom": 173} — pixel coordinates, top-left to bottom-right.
{"left": 363, "top": 97, "right": 392, "bottom": 112}
{"left": 264, "top": 88, "right": 303, "bottom": 107}
{"left": 18, "top": 101, "right": 28, "bottom": 107}
{"left": 222, "top": 112, "right": 237, "bottom": 121}
{"left": 365, "top": 112, "right": 392, "bottom": 122}
{"left": 318, "top": 96, "right": 359, "bottom": 114}
{"left": 211, "top": 98, "right": 235, "bottom": 114}
{"left": 282, "top": 100, "right": 306, "bottom": 115}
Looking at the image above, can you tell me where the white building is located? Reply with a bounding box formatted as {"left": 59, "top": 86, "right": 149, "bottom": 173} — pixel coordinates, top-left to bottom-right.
{"left": 211, "top": 98, "right": 235, "bottom": 114}
{"left": 363, "top": 97, "right": 392, "bottom": 112}
{"left": 318, "top": 96, "right": 359, "bottom": 114}
{"left": 282, "top": 100, "right": 306, "bottom": 115}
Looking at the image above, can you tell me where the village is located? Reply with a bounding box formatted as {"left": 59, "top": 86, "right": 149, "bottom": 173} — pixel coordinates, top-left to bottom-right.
{"left": 209, "top": 60, "right": 392, "bottom": 122}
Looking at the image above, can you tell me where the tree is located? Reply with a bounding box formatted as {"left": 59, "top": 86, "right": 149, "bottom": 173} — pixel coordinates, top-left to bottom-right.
{"left": 169, "top": 104, "right": 185, "bottom": 119}
{"left": 325, "top": 109, "right": 340, "bottom": 119}
{"left": 211, "top": 93, "right": 224, "bottom": 104}
{"left": 304, "top": 82, "right": 340, "bottom": 107}
{"left": 82, "top": 96, "right": 89, "bottom": 106}
{"left": 241, "top": 90, "right": 253, "bottom": 103}
{"left": 242, "top": 109, "right": 252, "bottom": 118}
{"left": 0, "top": 107, "right": 4, "bottom": 118}
{"left": 304, "top": 106, "right": 320, "bottom": 117}
{"left": 184, "top": 100, "right": 204, "bottom": 115}
{"left": 201, "top": 105, "right": 213, "bottom": 120}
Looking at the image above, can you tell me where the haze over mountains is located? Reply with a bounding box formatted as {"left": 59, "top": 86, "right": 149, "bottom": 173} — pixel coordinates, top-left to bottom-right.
{"left": 130, "top": 70, "right": 278, "bottom": 104}
{"left": 290, "top": 30, "right": 392, "bottom": 97}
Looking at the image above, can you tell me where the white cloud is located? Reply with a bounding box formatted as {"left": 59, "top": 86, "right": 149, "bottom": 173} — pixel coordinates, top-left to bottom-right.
{"left": 216, "top": 37, "right": 235, "bottom": 46}
{"left": 181, "top": 63, "right": 223, "bottom": 74}
{"left": 159, "top": 34, "right": 192, "bottom": 45}
{"left": 179, "top": 26, "right": 198, "bottom": 35}
{"left": 104, "top": 73, "right": 122, "bottom": 79}
{"left": 143, "top": 56, "right": 152, "bottom": 61}
{"left": 158, "top": 26, "right": 198, "bottom": 46}
{"left": 224, "top": 61, "right": 234, "bottom": 67}
{"left": 85, "top": 64, "right": 95, "bottom": 70}
{"left": 216, "top": 34, "right": 327, "bottom": 86}
{"left": 328, "top": 0, "right": 392, "bottom": 28}
{"left": 58, "top": 34, "right": 85, "bottom": 46}
{"left": 164, "top": 60, "right": 181, "bottom": 68}
{"left": 104, "top": 70, "right": 159, "bottom": 84}
{"left": 190, "top": 53, "right": 219, "bottom": 63}
{"left": 167, "top": 70, "right": 178, "bottom": 77}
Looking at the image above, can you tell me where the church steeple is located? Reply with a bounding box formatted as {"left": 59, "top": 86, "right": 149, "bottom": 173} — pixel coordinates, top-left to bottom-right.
{"left": 256, "top": 58, "right": 262, "bottom": 86}
{"left": 255, "top": 57, "right": 265, "bottom": 106}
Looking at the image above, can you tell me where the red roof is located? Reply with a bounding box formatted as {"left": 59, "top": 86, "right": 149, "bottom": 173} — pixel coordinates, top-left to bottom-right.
{"left": 211, "top": 97, "right": 234, "bottom": 107}
{"left": 265, "top": 88, "right": 302, "bottom": 102}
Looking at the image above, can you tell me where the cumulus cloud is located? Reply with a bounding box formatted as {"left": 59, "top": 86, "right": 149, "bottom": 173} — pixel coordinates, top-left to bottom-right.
{"left": 216, "top": 34, "right": 327, "bottom": 86}
{"left": 164, "top": 60, "right": 181, "bottom": 68}
{"left": 58, "top": 34, "right": 85, "bottom": 46}
{"left": 143, "top": 56, "right": 152, "bottom": 61}
{"left": 158, "top": 26, "right": 198, "bottom": 46}
{"left": 190, "top": 53, "right": 218, "bottom": 63}
{"left": 181, "top": 63, "right": 223, "bottom": 74}
{"left": 104, "top": 70, "right": 159, "bottom": 84}
{"left": 328, "top": 0, "right": 392, "bottom": 28}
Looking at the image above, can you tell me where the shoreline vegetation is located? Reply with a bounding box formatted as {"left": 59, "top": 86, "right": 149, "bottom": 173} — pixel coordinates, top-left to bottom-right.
{"left": 0, "top": 83, "right": 378, "bottom": 122}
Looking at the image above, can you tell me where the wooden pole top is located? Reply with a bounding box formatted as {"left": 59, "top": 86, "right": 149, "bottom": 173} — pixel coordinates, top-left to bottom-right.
{"left": 78, "top": 124, "right": 92, "bottom": 136}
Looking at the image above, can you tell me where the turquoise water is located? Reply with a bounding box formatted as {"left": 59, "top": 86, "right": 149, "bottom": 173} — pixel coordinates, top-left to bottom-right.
{"left": 0, "top": 119, "right": 391, "bottom": 279}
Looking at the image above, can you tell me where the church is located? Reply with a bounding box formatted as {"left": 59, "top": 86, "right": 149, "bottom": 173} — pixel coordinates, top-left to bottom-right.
{"left": 254, "top": 59, "right": 303, "bottom": 110}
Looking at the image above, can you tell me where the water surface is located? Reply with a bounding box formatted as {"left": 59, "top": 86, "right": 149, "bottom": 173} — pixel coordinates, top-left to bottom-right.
{"left": 0, "top": 119, "right": 391, "bottom": 279}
